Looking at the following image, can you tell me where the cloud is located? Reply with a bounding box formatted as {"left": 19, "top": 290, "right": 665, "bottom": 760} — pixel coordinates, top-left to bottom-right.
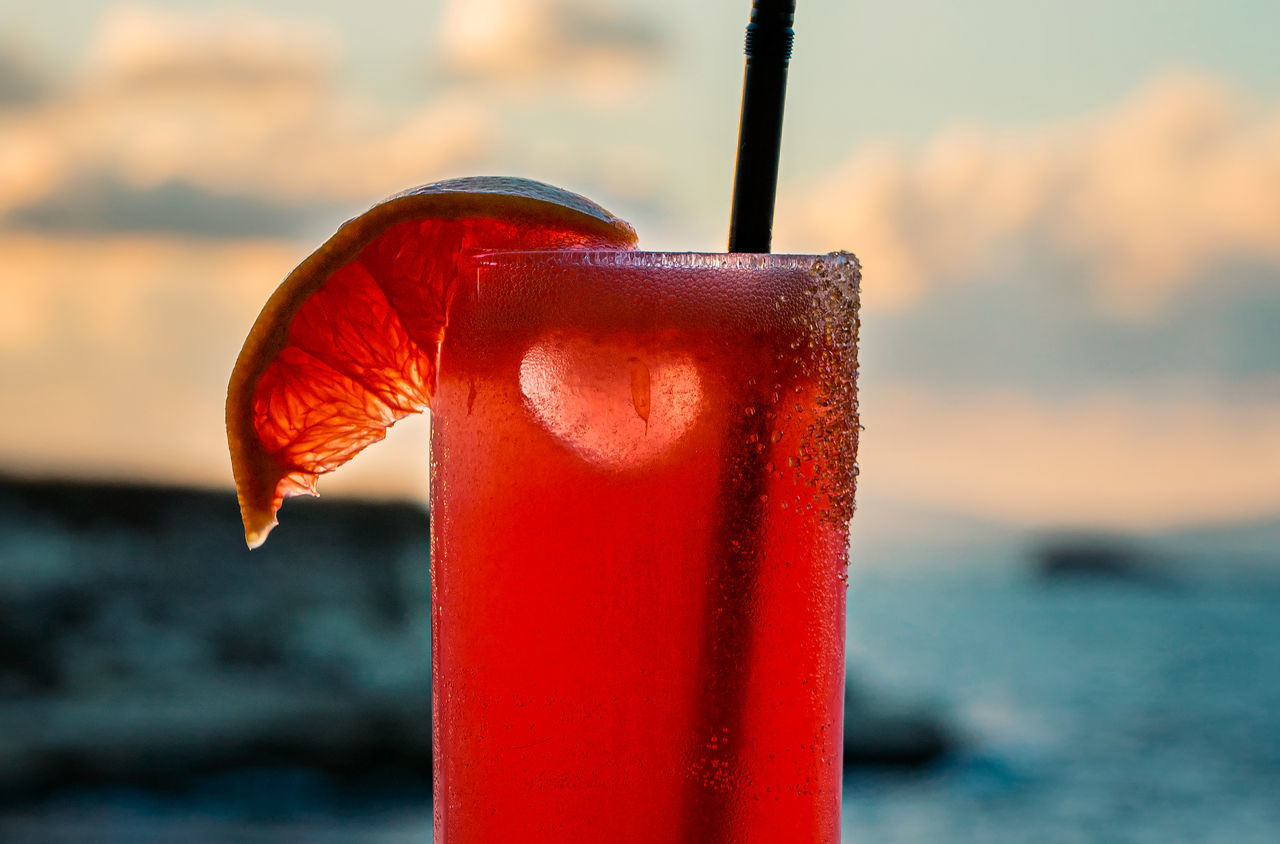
{"left": 82, "top": 4, "right": 339, "bottom": 94}
{"left": 772, "top": 75, "right": 1280, "bottom": 531}
{"left": 435, "top": 0, "right": 666, "bottom": 100}
{"left": 0, "top": 6, "right": 494, "bottom": 235}
{"left": 2, "top": 230, "right": 1273, "bottom": 533}
{"left": 0, "top": 232, "right": 430, "bottom": 501}
{"left": 777, "top": 75, "right": 1280, "bottom": 315}
{"left": 7, "top": 177, "right": 340, "bottom": 238}
{"left": 860, "top": 386, "right": 1280, "bottom": 531}
{"left": 3, "top": 28, "right": 1276, "bottom": 538}
{"left": 862, "top": 260, "right": 1280, "bottom": 395}
{"left": 0, "top": 39, "right": 48, "bottom": 108}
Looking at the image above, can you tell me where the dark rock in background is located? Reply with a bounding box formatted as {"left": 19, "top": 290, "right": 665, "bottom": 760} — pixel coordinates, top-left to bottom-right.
{"left": 1033, "top": 534, "right": 1172, "bottom": 585}
{"left": 0, "top": 476, "right": 433, "bottom": 802}
{"left": 0, "top": 474, "right": 951, "bottom": 807}
{"left": 843, "top": 682, "right": 954, "bottom": 768}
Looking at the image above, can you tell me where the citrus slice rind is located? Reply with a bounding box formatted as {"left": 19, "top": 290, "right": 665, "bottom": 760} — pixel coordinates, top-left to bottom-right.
{"left": 227, "top": 177, "right": 637, "bottom": 548}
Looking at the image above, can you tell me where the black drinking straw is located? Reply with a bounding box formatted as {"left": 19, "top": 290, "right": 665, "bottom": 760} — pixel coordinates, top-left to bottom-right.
{"left": 728, "top": 0, "right": 796, "bottom": 253}
{"left": 686, "top": 2, "right": 798, "bottom": 835}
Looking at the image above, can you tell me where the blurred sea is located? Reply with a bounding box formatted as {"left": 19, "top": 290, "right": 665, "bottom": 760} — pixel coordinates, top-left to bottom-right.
{"left": 841, "top": 564, "right": 1280, "bottom": 843}
{"left": 3, "top": 486, "right": 1279, "bottom": 841}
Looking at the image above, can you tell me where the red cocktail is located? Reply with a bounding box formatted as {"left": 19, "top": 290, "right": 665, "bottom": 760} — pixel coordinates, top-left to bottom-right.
{"left": 430, "top": 250, "right": 859, "bottom": 841}
{"left": 224, "top": 4, "right": 852, "bottom": 838}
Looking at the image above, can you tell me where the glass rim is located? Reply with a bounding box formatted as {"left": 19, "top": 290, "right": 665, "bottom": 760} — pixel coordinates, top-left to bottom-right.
{"left": 471, "top": 250, "right": 826, "bottom": 270}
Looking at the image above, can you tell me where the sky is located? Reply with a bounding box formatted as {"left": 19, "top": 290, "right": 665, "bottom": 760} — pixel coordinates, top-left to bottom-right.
{"left": 1, "top": 1, "right": 1278, "bottom": 551}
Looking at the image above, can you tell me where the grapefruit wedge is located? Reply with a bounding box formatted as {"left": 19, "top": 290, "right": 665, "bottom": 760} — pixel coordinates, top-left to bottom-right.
{"left": 227, "top": 177, "right": 637, "bottom": 548}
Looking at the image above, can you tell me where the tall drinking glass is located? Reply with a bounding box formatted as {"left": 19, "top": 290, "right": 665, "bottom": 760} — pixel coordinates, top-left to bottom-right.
{"left": 430, "top": 250, "right": 859, "bottom": 841}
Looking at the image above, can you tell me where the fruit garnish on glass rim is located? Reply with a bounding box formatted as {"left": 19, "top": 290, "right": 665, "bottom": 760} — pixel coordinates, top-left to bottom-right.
{"left": 226, "top": 176, "right": 637, "bottom": 548}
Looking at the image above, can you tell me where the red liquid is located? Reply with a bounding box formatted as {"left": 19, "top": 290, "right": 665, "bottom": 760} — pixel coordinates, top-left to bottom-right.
{"left": 430, "top": 252, "right": 859, "bottom": 842}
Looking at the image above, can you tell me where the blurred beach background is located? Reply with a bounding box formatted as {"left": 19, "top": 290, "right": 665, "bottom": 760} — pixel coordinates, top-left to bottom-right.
{"left": 1, "top": 0, "right": 1278, "bottom": 840}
